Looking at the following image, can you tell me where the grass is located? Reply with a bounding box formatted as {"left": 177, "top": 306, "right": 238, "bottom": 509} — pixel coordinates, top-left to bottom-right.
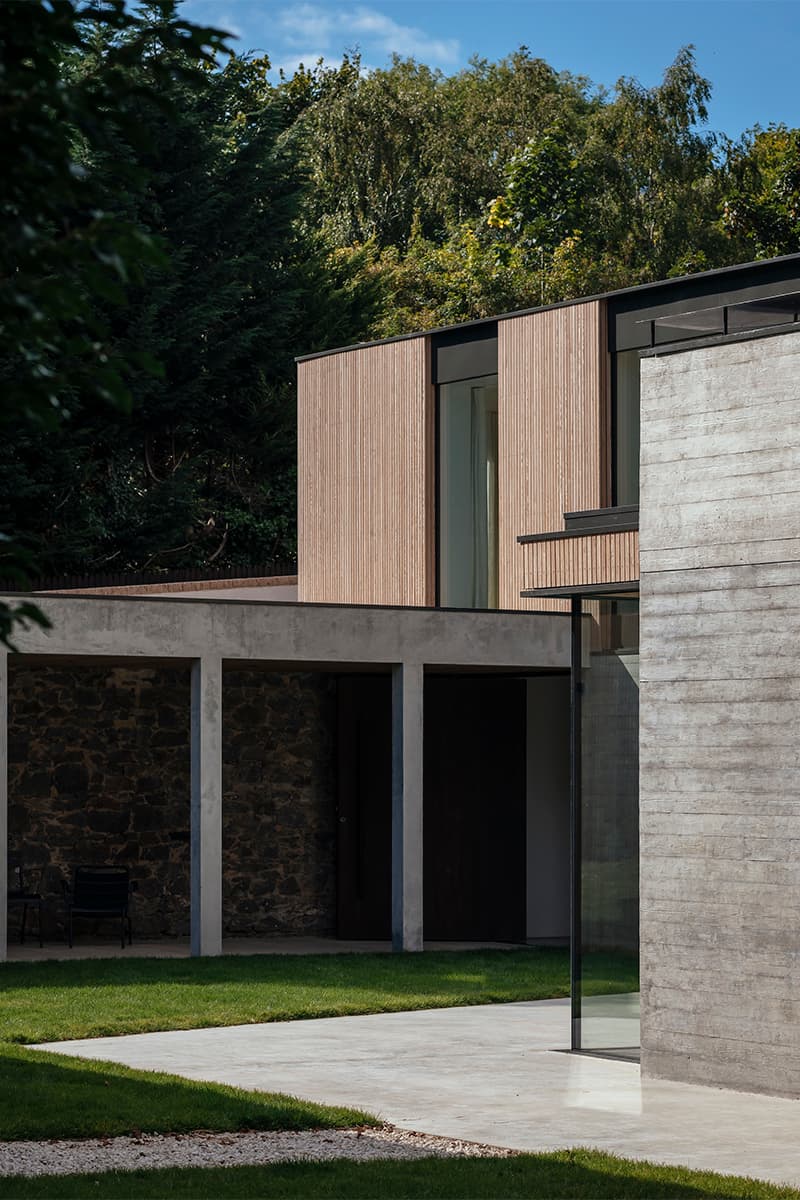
{"left": 0, "top": 948, "right": 634, "bottom": 1144}
{"left": 0, "top": 1043, "right": 376, "bottom": 1142}
{"left": 1, "top": 1152, "right": 798, "bottom": 1199}
{"left": 0, "top": 947, "right": 637, "bottom": 1045}
{"left": 0, "top": 952, "right": 790, "bottom": 1199}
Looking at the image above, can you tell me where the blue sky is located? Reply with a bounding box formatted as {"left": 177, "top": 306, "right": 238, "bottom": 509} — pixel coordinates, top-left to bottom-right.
{"left": 180, "top": 0, "right": 799, "bottom": 141}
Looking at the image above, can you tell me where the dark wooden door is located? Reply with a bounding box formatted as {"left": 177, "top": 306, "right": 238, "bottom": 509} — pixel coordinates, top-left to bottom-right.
{"left": 336, "top": 675, "right": 392, "bottom": 938}
{"left": 424, "top": 676, "right": 527, "bottom": 942}
{"left": 336, "top": 674, "right": 527, "bottom": 942}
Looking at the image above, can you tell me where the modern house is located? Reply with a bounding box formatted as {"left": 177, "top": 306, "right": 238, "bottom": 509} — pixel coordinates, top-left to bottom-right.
{"left": 2, "top": 251, "right": 800, "bottom": 1099}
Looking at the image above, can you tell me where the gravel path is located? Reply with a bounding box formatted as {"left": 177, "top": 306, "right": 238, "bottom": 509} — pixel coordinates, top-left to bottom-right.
{"left": 0, "top": 1125, "right": 519, "bottom": 1178}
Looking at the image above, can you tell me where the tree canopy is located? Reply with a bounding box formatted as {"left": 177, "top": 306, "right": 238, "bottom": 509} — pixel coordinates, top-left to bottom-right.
{"left": 3, "top": 12, "right": 799, "bottom": 622}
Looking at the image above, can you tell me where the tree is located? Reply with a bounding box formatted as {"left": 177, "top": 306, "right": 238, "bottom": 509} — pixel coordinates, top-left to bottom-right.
{"left": 0, "top": 0, "right": 227, "bottom": 643}
{"left": 722, "top": 126, "right": 800, "bottom": 259}
{"left": 1, "top": 5, "right": 382, "bottom": 578}
{"left": 482, "top": 47, "right": 731, "bottom": 305}
{"left": 293, "top": 48, "right": 595, "bottom": 253}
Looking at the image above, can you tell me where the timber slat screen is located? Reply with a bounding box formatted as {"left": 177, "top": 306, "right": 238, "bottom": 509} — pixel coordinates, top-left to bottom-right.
{"left": 498, "top": 301, "right": 610, "bottom": 611}
{"left": 522, "top": 529, "right": 640, "bottom": 592}
{"left": 297, "top": 338, "right": 434, "bottom": 606}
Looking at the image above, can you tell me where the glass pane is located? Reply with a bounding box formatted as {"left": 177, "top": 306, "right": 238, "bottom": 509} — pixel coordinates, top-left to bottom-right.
{"left": 653, "top": 306, "right": 724, "bottom": 343}
{"left": 728, "top": 294, "right": 799, "bottom": 333}
{"left": 613, "top": 350, "right": 640, "bottom": 506}
{"left": 578, "top": 598, "right": 640, "bottom": 1057}
{"left": 438, "top": 374, "right": 499, "bottom": 609}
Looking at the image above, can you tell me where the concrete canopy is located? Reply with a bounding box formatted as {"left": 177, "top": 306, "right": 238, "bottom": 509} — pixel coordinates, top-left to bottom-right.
{"left": 0, "top": 594, "right": 570, "bottom": 961}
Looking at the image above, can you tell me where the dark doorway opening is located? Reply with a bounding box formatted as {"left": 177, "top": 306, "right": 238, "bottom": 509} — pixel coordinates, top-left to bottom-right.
{"left": 336, "top": 673, "right": 527, "bottom": 942}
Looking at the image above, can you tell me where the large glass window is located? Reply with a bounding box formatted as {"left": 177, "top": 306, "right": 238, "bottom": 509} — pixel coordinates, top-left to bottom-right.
{"left": 612, "top": 350, "right": 640, "bottom": 507}
{"left": 438, "top": 374, "right": 499, "bottom": 609}
{"left": 575, "top": 597, "right": 640, "bottom": 1058}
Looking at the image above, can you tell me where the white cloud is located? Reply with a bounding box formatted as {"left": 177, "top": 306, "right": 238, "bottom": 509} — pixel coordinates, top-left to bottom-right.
{"left": 346, "top": 6, "right": 459, "bottom": 62}
{"left": 216, "top": 10, "right": 245, "bottom": 39}
{"left": 178, "top": 0, "right": 244, "bottom": 40}
{"left": 276, "top": 3, "right": 460, "bottom": 65}
{"left": 272, "top": 51, "right": 330, "bottom": 77}
{"left": 278, "top": 4, "right": 336, "bottom": 48}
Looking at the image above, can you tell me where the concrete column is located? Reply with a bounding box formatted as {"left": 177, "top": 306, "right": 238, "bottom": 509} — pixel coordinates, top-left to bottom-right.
{"left": 0, "top": 650, "right": 7, "bottom": 963}
{"left": 391, "top": 661, "right": 424, "bottom": 952}
{"left": 190, "top": 656, "right": 223, "bottom": 957}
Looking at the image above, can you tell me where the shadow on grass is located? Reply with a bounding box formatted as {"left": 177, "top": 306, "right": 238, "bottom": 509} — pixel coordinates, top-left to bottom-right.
{"left": 0, "top": 948, "right": 637, "bottom": 1045}
{"left": 1, "top": 949, "right": 574, "bottom": 1043}
{"left": 0, "top": 1153, "right": 795, "bottom": 1200}
{"left": 0, "top": 947, "right": 568, "bottom": 991}
{"left": 0, "top": 1045, "right": 376, "bottom": 1142}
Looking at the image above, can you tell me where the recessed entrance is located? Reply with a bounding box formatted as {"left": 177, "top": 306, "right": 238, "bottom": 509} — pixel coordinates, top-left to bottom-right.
{"left": 336, "top": 672, "right": 569, "bottom": 943}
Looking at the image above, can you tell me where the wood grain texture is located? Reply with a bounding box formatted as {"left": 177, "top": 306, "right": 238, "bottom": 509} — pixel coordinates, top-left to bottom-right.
{"left": 297, "top": 339, "right": 433, "bottom": 606}
{"left": 522, "top": 529, "right": 639, "bottom": 591}
{"left": 498, "top": 301, "right": 609, "bottom": 611}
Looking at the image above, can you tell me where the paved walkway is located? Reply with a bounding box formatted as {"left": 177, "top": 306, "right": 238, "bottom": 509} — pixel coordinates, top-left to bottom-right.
{"left": 39, "top": 999, "right": 800, "bottom": 1189}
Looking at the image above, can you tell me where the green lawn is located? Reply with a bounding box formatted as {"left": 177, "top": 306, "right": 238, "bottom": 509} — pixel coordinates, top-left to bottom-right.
{"left": 2, "top": 1152, "right": 798, "bottom": 1200}
{"left": 0, "top": 947, "right": 637, "bottom": 1045}
{"left": 0, "top": 1043, "right": 376, "bottom": 1142}
{"left": 0, "top": 952, "right": 790, "bottom": 1200}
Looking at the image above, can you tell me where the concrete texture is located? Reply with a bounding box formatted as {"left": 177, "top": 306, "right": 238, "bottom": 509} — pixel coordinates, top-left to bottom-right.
{"left": 2, "top": 593, "right": 570, "bottom": 671}
{"left": 392, "top": 663, "right": 423, "bottom": 952}
{"left": 190, "top": 658, "right": 222, "bottom": 956}
{"left": 39, "top": 998, "right": 800, "bottom": 1188}
{"left": 639, "top": 329, "right": 800, "bottom": 1095}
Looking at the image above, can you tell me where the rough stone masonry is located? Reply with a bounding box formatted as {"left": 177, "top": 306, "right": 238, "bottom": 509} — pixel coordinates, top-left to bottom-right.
{"left": 7, "top": 664, "right": 337, "bottom": 940}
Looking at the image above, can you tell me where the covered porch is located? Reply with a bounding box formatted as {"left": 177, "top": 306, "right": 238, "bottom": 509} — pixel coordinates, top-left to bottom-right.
{"left": 0, "top": 594, "right": 571, "bottom": 961}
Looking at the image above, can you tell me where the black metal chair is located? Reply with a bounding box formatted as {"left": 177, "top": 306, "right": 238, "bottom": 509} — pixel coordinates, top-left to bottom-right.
{"left": 7, "top": 855, "right": 44, "bottom": 947}
{"left": 62, "top": 866, "right": 136, "bottom": 949}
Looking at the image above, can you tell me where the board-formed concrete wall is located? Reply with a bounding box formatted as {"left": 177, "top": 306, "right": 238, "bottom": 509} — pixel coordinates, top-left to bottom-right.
{"left": 639, "top": 329, "right": 800, "bottom": 1096}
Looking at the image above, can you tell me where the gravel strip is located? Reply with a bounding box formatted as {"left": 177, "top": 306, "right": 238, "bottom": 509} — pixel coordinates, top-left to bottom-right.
{"left": 0, "top": 1125, "right": 519, "bottom": 1178}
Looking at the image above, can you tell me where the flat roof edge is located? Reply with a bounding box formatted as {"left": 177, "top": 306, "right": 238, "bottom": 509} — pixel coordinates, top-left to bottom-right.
{"left": 295, "top": 251, "right": 800, "bottom": 364}
{"left": 521, "top": 581, "right": 640, "bottom": 599}
{"left": 4, "top": 592, "right": 572, "bottom": 616}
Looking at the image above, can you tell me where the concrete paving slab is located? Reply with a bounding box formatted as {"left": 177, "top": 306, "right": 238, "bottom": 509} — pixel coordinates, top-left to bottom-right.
{"left": 38, "top": 999, "right": 800, "bottom": 1189}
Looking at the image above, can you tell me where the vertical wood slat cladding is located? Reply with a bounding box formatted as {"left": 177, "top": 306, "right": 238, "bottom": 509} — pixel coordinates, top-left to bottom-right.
{"left": 522, "top": 530, "right": 639, "bottom": 591}
{"left": 298, "top": 339, "right": 433, "bottom": 606}
{"left": 498, "top": 301, "right": 609, "bottom": 611}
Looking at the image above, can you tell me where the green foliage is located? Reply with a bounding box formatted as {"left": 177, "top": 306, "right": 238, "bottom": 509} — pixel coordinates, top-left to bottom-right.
{"left": 482, "top": 47, "right": 735, "bottom": 302}
{"left": 0, "top": 4, "right": 379, "bottom": 580}
{"left": 306, "top": 44, "right": 800, "bottom": 337}
{"left": 722, "top": 126, "right": 800, "bottom": 258}
{"left": 488, "top": 129, "right": 583, "bottom": 254}
{"left": 293, "top": 44, "right": 798, "bottom": 338}
{"left": 6, "top": 25, "right": 800, "bottom": 590}
{"left": 0, "top": 0, "right": 228, "bottom": 641}
{"left": 295, "top": 48, "right": 595, "bottom": 251}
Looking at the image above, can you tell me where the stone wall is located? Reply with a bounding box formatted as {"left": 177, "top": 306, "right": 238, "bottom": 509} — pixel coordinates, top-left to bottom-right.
{"left": 639, "top": 330, "right": 800, "bottom": 1096}
{"left": 7, "top": 664, "right": 336, "bottom": 942}
{"left": 222, "top": 671, "right": 336, "bottom": 936}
